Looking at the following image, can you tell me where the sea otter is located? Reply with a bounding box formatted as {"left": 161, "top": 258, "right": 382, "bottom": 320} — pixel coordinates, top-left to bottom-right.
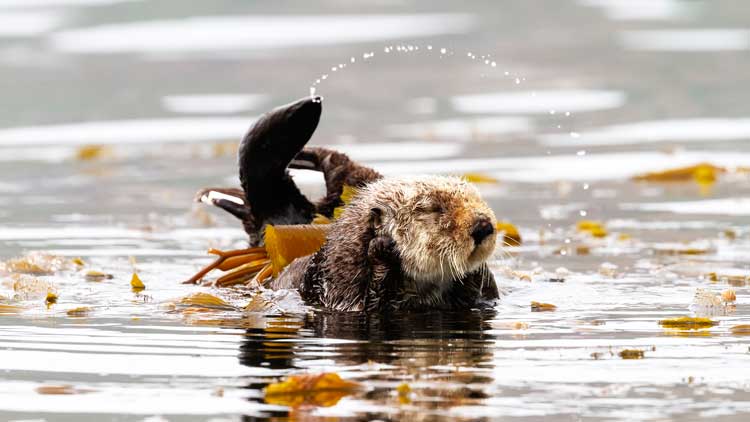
{"left": 196, "top": 97, "right": 499, "bottom": 312}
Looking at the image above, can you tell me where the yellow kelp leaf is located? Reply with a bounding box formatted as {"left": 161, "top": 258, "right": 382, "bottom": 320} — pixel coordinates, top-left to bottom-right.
{"left": 66, "top": 307, "right": 92, "bottom": 317}
{"left": 0, "top": 304, "right": 23, "bottom": 314}
{"left": 264, "top": 373, "right": 361, "bottom": 408}
{"left": 462, "top": 173, "right": 499, "bottom": 184}
{"left": 332, "top": 185, "right": 358, "bottom": 220}
{"left": 75, "top": 145, "right": 111, "bottom": 161}
{"left": 35, "top": 384, "right": 94, "bottom": 395}
{"left": 312, "top": 214, "right": 332, "bottom": 225}
{"left": 71, "top": 258, "right": 85, "bottom": 267}
{"left": 178, "top": 292, "right": 234, "bottom": 310}
{"left": 619, "top": 349, "right": 645, "bottom": 360}
{"left": 85, "top": 271, "right": 113, "bottom": 281}
{"left": 45, "top": 291, "right": 58, "bottom": 308}
{"left": 576, "top": 220, "right": 607, "bottom": 238}
{"left": 396, "top": 382, "right": 412, "bottom": 404}
{"left": 212, "top": 141, "right": 239, "bottom": 158}
{"left": 3, "top": 253, "right": 67, "bottom": 275}
{"left": 659, "top": 317, "right": 717, "bottom": 330}
{"left": 531, "top": 301, "right": 556, "bottom": 312}
{"left": 722, "top": 289, "right": 737, "bottom": 303}
{"left": 131, "top": 273, "right": 145, "bottom": 291}
{"left": 496, "top": 221, "right": 522, "bottom": 246}
{"left": 632, "top": 163, "right": 725, "bottom": 183}
{"left": 265, "top": 225, "right": 329, "bottom": 276}
{"left": 730, "top": 325, "right": 750, "bottom": 335}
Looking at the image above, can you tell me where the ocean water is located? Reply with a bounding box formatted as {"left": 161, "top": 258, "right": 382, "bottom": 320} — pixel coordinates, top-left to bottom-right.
{"left": 0, "top": 1, "right": 749, "bottom": 421}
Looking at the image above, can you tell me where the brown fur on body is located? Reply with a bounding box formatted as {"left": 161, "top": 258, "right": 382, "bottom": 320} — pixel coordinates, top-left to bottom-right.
{"left": 270, "top": 176, "right": 499, "bottom": 312}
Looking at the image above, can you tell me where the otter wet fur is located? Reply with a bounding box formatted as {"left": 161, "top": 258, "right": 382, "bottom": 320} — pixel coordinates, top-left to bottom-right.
{"left": 196, "top": 97, "right": 499, "bottom": 313}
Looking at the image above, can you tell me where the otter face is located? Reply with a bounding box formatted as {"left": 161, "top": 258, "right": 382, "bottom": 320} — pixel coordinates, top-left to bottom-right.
{"left": 369, "top": 176, "right": 497, "bottom": 285}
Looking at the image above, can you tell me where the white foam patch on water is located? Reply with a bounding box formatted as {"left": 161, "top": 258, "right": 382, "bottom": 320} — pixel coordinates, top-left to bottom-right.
{"left": 384, "top": 117, "right": 531, "bottom": 141}
{"left": 452, "top": 90, "right": 625, "bottom": 114}
{"left": 162, "top": 94, "right": 267, "bottom": 114}
{"left": 578, "top": 0, "right": 694, "bottom": 21}
{"left": 622, "top": 197, "right": 750, "bottom": 216}
{"left": 0, "top": 11, "right": 63, "bottom": 37}
{"left": 0, "top": 226, "right": 243, "bottom": 241}
{"left": 372, "top": 150, "right": 750, "bottom": 182}
{"left": 51, "top": 14, "right": 475, "bottom": 54}
{"left": 0, "top": 0, "right": 139, "bottom": 7}
{"left": 0, "top": 117, "right": 253, "bottom": 146}
{"left": 620, "top": 29, "right": 750, "bottom": 51}
{"left": 540, "top": 118, "right": 750, "bottom": 146}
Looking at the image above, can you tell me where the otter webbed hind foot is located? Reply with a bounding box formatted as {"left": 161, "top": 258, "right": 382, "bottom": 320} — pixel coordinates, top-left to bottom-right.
{"left": 237, "top": 97, "right": 324, "bottom": 244}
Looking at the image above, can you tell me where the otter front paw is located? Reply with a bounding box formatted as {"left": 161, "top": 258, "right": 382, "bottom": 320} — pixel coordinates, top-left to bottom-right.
{"left": 367, "top": 236, "right": 399, "bottom": 266}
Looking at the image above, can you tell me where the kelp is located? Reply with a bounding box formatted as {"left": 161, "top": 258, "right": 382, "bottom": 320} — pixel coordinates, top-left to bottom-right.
{"left": 632, "top": 163, "right": 725, "bottom": 183}
{"left": 531, "top": 301, "right": 556, "bottom": 312}
{"left": 264, "top": 373, "right": 361, "bottom": 408}
{"left": 184, "top": 224, "right": 329, "bottom": 287}
{"left": 659, "top": 317, "right": 717, "bottom": 330}
{"left": 576, "top": 220, "right": 608, "bottom": 238}
{"left": 496, "top": 221, "right": 521, "bottom": 246}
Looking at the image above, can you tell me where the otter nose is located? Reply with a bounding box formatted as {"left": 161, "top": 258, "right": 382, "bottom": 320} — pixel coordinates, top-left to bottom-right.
{"left": 471, "top": 218, "right": 494, "bottom": 246}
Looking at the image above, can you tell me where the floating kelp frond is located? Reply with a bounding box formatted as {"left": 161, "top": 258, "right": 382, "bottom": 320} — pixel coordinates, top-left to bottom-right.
{"left": 731, "top": 325, "right": 750, "bottom": 335}
{"left": 35, "top": 384, "right": 95, "bottom": 395}
{"left": 659, "top": 316, "right": 717, "bottom": 330}
{"left": 264, "top": 373, "right": 361, "bottom": 408}
{"left": 177, "top": 292, "right": 235, "bottom": 310}
{"left": 45, "top": 291, "right": 58, "bottom": 308}
{"left": 619, "top": 349, "right": 645, "bottom": 359}
{"left": 576, "top": 220, "right": 608, "bottom": 238}
{"left": 632, "top": 163, "right": 725, "bottom": 183}
{"left": 131, "top": 273, "right": 145, "bottom": 292}
{"left": 2, "top": 252, "right": 70, "bottom": 275}
{"left": 66, "top": 307, "right": 92, "bottom": 317}
{"left": 496, "top": 221, "right": 521, "bottom": 246}
{"left": 85, "top": 271, "right": 113, "bottom": 282}
{"left": 531, "top": 301, "right": 556, "bottom": 312}
{"left": 265, "top": 224, "right": 329, "bottom": 276}
{"left": 462, "top": 173, "right": 499, "bottom": 184}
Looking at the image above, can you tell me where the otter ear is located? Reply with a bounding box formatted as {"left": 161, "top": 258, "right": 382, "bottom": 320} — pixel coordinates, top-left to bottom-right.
{"left": 369, "top": 207, "right": 384, "bottom": 231}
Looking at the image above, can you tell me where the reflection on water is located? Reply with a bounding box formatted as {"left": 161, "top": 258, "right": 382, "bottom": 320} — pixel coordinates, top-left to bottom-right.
{"left": 1, "top": 0, "right": 750, "bottom": 421}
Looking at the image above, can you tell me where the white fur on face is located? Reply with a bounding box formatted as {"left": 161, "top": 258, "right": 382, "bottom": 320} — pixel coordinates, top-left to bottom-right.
{"left": 371, "top": 176, "right": 497, "bottom": 286}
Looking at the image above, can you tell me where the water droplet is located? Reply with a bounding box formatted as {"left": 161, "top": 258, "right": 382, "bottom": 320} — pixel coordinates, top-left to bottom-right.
{"left": 321, "top": 74, "right": 328, "bottom": 80}
{"left": 570, "top": 132, "right": 580, "bottom": 138}
{"left": 491, "top": 61, "right": 497, "bottom": 67}
{"left": 427, "top": 45, "right": 433, "bottom": 50}
{"left": 583, "top": 183, "right": 590, "bottom": 190}
{"left": 467, "top": 52, "right": 472, "bottom": 57}
{"left": 576, "top": 150, "right": 586, "bottom": 156}
{"left": 440, "top": 48, "right": 447, "bottom": 54}
{"left": 331, "top": 67, "right": 337, "bottom": 71}
{"left": 315, "top": 79, "right": 320, "bottom": 84}
{"left": 579, "top": 210, "right": 588, "bottom": 217}
{"left": 309, "top": 86, "right": 316, "bottom": 98}
{"left": 338, "top": 64, "right": 344, "bottom": 69}
{"left": 484, "top": 59, "right": 490, "bottom": 64}
{"left": 550, "top": 110, "right": 556, "bottom": 115}
{"left": 515, "top": 78, "right": 521, "bottom": 84}
{"left": 504, "top": 71, "right": 510, "bottom": 76}
{"left": 565, "top": 111, "right": 571, "bottom": 116}
{"left": 350, "top": 57, "right": 355, "bottom": 63}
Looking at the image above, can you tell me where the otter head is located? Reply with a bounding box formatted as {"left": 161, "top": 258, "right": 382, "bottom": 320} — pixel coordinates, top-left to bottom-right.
{"left": 364, "top": 176, "right": 497, "bottom": 285}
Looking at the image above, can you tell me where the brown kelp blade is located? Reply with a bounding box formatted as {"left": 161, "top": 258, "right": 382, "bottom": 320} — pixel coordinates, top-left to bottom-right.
{"left": 183, "top": 224, "right": 329, "bottom": 286}
{"left": 182, "top": 247, "right": 266, "bottom": 284}
{"left": 215, "top": 259, "right": 272, "bottom": 287}
{"left": 265, "top": 224, "right": 329, "bottom": 276}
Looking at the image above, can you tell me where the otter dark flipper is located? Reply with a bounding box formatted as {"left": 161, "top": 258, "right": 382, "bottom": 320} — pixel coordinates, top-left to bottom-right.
{"left": 238, "top": 97, "right": 322, "bottom": 244}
